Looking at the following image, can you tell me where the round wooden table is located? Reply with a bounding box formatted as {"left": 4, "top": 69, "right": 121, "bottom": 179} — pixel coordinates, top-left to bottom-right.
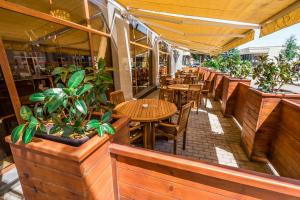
{"left": 114, "top": 99, "right": 177, "bottom": 149}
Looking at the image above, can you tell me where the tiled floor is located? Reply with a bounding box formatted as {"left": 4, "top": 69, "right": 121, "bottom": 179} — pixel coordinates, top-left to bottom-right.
{"left": 146, "top": 90, "right": 272, "bottom": 174}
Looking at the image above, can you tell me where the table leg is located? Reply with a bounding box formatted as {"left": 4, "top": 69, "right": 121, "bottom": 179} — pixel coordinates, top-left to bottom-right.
{"left": 143, "top": 122, "right": 154, "bottom": 149}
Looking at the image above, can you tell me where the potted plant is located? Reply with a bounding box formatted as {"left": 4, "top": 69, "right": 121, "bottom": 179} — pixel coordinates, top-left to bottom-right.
{"left": 6, "top": 59, "right": 130, "bottom": 199}
{"left": 211, "top": 56, "right": 230, "bottom": 101}
{"left": 221, "top": 51, "right": 252, "bottom": 116}
{"left": 241, "top": 55, "right": 300, "bottom": 160}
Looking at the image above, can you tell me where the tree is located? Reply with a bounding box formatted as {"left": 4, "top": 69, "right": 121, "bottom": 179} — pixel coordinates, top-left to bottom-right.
{"left": 281, "top": 35, "right": 299, "bottom": 61}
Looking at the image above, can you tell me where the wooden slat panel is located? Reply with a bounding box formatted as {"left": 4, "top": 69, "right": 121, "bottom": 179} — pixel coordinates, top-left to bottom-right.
{"left": 110, "top": 144, "right": 300, "bottom": 199}
{"left": 233, "top": 83, "right": 250, "bottom": 125}
{"left": 269, "top": 100, "right": 300, "bottom": 179}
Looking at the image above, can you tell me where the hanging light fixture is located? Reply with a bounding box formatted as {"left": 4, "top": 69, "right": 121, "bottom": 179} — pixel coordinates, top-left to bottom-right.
{"left": 50, "top": 9, "right": 71, "bottom": 21}
{"left": 49, "top": 0, "right": 71, "bottom": 21}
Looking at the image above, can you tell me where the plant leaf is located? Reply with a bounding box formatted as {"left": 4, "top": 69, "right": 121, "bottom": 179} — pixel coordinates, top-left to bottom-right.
{"left": 86, "top": 119, "right": 100, "bottom": 130}
{"left": 47, "top": 95, "right": 64, "bottom": 113}
{"left": 34, "top": 105, "right": 44, "bottom": 120}
{"left": 56, "top": 83, "right": 65, "bottom": 88}
{"left": 28, "top": 116, "right": 38, "bottom": 128}
{"left": 39, "top": 124, "right": 47, "bottom": 133}
{"left": 52, "top": 67, "right": 65, "bottom": 75}
{"left": 103, "top": 123, "right": 115, "bottom": 135}
{"left": 97, "top": 58, "right": 105, "bottom": 71}
{"left": 43, "top": 88, "right": 63, "bottom": 96}
{"left": 97, "top": 125, "right": 104, "bottom": 137}
{"left": 75, "top": 99, "right": 87, "bottom": 115}
{"left": 76, "top": 84, "right": 93, "bottom": 96}
{"left": 101, "top": 111, "right": 112, "bottom": 123}
{"left": 11, "top": 124, "right": 26, "bottom": 143}
{"left": 22, "top": 127, "right": 36, "bottom": 144}
{"left": 49, "top": 125, "right": 61, "bottom": 135}
{"left": 30, "top": 93, "right": 45, "bottom": 102}
{"left": 20, "top": 106, "right": 32, "bottom": 121}
{"left": 62, "top": 126, "right": 73, "bottom": 137}
{"left": 84, "top": 75, "right": 95, "bottom": 82}
{"left": 67, "top": 70, "right": 85, "bottom": 88}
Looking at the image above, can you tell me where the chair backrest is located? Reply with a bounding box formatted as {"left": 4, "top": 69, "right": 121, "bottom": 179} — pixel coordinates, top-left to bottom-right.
{"left": 187, "top": 84, "right": 202, "bottom": 102}
{"left": 109, "top": 90, "right": 125, "bottom": 105}
{"left": 203, "top": 80, "right": 212, "bottom": 91}
{"left": 160, "top": 76, "right": 167, "bottom": 87}
{"left": 177, "top": 102, "right": 192, "bottom": 134}
{"left": 183, "top": 77, "right": 192, "bottom": 84}
{"left": 174, "top": 78, "right": 184, "bottom": 84}
{"left": 159, "top": 88, "right": 175, "bottom": 103}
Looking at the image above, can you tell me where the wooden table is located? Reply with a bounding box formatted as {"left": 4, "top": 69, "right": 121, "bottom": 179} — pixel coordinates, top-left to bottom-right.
{"left": 168, "top": 84, "right": 203, "bottom": 107}
{"left": 168, "top": 84, "right": 202, "bottom": 91}
{"left": 114, "top": 99, "right": 177, "bottom": 149}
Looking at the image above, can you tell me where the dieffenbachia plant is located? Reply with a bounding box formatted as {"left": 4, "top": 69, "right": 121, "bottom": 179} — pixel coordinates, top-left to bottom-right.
{"left": 11, "top": 60, "right": 115, "bottom": 144}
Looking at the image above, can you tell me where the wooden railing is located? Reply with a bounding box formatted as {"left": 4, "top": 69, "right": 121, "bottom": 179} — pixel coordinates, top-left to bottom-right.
{"left": 269, "top": 100, "right": 300, "bottom": 179}
{"left": 233, "top": 83, "right": 250, "bottom": 125}
{"left": 110, "top": 144, "right": 300, "bottom": 199}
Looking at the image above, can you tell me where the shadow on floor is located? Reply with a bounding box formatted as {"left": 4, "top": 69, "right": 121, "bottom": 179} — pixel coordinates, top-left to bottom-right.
{"left": 146, "top": 90, "right": 272, "bottom": 174}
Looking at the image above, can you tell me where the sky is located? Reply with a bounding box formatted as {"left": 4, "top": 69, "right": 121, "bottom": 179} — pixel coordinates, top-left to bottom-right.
{"left": 238, "top": 23, "right": 300, "bottom": 49}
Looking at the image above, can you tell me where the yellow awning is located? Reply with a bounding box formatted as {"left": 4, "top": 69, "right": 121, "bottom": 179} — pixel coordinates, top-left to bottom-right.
{"left": 261, "top": 5, "right": 300, "bottom": 37}
{"left": 116, "top": 0, "right": 297, "bottom": 23}
{"left": 116, "top": 0, "right": 299, "bottom": 53}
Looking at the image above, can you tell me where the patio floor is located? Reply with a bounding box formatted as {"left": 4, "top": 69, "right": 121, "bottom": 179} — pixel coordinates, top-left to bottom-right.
{"left": 146, "top": 90, "right": 272, "bottom": 174}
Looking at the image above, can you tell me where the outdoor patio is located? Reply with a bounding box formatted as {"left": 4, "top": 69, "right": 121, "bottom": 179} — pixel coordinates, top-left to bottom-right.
{"left": 0, "top": 0, "right": 300, "bottom": 199}
{"left": 147, "top": 90, "right": 272, "bottom": 174}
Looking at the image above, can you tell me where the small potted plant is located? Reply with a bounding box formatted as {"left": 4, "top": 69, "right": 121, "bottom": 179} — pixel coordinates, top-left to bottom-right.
{"left": 210, "top": 56, "right": 230, "bottom": 100}
{"left": 221, "top": 51, "right": 252, "bottom": 116}
{"left": 241, "top": 54, "right": 300, "bottom": 160}
{"left": 6, "top": 59, "right": 130, "bottom": 199}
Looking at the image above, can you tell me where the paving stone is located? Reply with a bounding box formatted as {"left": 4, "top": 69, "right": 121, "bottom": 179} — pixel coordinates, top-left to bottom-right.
{"left": 145, "top": 90, "right": 272, "bottom": 175}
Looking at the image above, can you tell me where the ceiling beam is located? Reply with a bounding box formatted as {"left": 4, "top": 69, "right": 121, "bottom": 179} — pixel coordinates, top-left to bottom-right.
{"left": 129, "top": 9, "right": 260, "bottom": 29}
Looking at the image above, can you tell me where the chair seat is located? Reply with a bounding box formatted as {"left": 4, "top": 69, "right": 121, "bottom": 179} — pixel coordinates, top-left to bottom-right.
{"left": 129, "top": 121, "right": 140, "bottom": 127}
{"left": 156, "top": 123, "right": 177, "bottom": 136}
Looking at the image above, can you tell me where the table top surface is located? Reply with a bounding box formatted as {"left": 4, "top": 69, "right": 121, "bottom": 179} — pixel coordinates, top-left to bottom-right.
{"left": 168, "top": 84, "right": 203, "bottom": 91}
{"left": 114, "top": 99, "right": 177, "bottom": 122}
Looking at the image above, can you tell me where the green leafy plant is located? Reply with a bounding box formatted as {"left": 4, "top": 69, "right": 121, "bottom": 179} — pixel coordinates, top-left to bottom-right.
{"left": 11, "top": 59, "right": 115, "bottom": 144}
{"left": 281, "top": 35, "right": 299, "bottom": 61}
{"left": 229, "top": 60, "right": 252, "bottom": 79}
{"left": 203, "top": 56, "right": 228, "bottom": 72}
{"left": 253, "top": 54, "right": 298, "bottom": 93}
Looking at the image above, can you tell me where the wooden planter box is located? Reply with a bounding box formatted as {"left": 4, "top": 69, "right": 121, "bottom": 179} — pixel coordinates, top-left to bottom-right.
{"left": 212, "top": 72, "right": 227, "bottom": 101}
{"left": 6, "top": 115, "right": 130, "bottom": 200}
{"left": 241, "top": 88, "right": 300, "bottom": 161}
{"left": 221, "top": 76, "right": 251, "bottom": 116}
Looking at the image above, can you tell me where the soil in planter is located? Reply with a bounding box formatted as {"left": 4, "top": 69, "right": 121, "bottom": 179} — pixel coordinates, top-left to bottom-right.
{"left": 35, "top": 117, "right": 117, "bottom": 147}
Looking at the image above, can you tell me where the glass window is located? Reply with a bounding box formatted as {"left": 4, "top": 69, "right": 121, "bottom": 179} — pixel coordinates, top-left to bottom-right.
{"left": 159, "top": 41, "right": 170, "bottom": 76}
{"left": 0, "top": 8, "right": 92, "bottom": 121}
{"left": 130, "top": 44, "right": 152, "bottom": 96}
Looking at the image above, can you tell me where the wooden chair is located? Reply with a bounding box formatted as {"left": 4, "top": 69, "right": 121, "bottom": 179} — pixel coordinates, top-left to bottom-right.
{"left": 160, "top": 76, "right": 168, "bottom": 88}
{"left": 110, "top": 90, "right": 143, "bottom": 144}
{"left": 187, "top": 84, "right": 203, "bottom": 114}
{"left": 159, "top": 88, "right": 175, "bottom": 103}
{"left": 109, "top": 90, "right": 125, "bottom": 105}
{"left": 153, "top": 102, "right": 192, "bottom": 154}
{"left": 183, "top": 76, "right": 193, "bottom": 84}
{"left": 174, "top": 78, "right": 184, "bottom": 84}
{"left": 201, "top": 80, "right": 212, "bottom": 107}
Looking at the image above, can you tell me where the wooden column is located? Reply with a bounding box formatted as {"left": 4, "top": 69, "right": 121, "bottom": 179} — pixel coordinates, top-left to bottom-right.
{"left": 0, "top": 37, "right": 21, "bottom": 123}
{"left": 83, "top": 0, "right": 95, "bottom": 66}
